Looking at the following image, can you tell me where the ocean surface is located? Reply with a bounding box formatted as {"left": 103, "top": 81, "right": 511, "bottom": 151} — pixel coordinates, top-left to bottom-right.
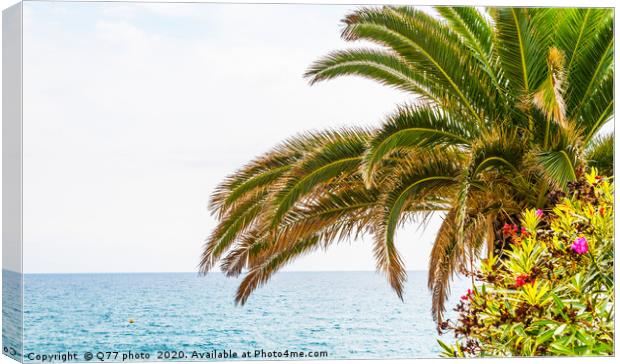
{"left": 5, "top": 271, "right": 469, "bottom": 361}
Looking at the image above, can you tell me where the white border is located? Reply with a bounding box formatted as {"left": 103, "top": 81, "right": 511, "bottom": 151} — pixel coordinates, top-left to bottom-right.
{"left": 1, "top": 1, "right": 617, "bottom": 364}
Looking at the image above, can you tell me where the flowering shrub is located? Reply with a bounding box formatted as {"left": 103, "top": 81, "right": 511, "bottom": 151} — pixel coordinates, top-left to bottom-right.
{"left": 439, "top": 169, "right": 614, "bottom": 357}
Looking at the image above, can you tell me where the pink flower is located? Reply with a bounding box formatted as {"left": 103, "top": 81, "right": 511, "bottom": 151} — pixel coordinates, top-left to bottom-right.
{"left": 460, "top": 289, "right": 473, "bottom": 301}
{"left": 535, "top": 209, "right": 544, "bottom": 218}
{"left": 571, "top": 237, "right": 588, "bottom": 254}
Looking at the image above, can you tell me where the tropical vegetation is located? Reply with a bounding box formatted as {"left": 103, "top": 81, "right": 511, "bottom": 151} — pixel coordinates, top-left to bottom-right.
{"left": 199, "top": 6, "right": 614, "bottom": 325}
{"left": 438, "top": 170, "right": 614, "bottom": 356}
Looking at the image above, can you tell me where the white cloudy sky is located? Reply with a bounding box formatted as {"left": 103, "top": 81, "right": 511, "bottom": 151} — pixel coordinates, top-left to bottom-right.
{"left": 21, "top": 1, "right": 451, "bottom": 274}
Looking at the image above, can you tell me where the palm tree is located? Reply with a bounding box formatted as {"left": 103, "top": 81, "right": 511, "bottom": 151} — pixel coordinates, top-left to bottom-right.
{"left": 199, "top": 6, "right": 614, "bottom": 326}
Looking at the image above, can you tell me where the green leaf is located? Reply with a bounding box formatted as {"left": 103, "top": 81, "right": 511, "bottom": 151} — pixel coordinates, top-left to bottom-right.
{"left": 536, "top": 150, "right": 578, "bottom": 189}
{"left": 536, "top": 328, "right": 556, "bottom": 345}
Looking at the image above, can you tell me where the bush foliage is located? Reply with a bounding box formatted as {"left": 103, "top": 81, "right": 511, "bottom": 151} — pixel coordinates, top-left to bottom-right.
{"left": 439, "top": 169, "right": 614, "bottom": 357}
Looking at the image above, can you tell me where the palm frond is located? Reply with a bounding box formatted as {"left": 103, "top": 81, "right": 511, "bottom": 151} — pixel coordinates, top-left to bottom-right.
{"left": 362, "top": 104, "right": 475, "bottom": 186}
{"left": 493, "top": 8, "right": 551, "bottom": 95}
{"left": 585, "top": 133, "right": 614, "bottom": 176}
{"left": 468, "top": 126, "right": 532, "bottom": 200}
{"left": 532, "top": 47, "right": 567, "bottom": 136}
{"left": 336, "top": 6, "right": 496, "bottom": 124}
{"left": 580, "top": 73, "right": 614, "bottom": 143}
{"left": 209, "top": 130, "right": 341, "bottom": 217}
{"left": 428, "top": 210, "right": 459, "bottom": 326}
{"left": 268, "top": 128, "right": 370, "bottom": 227}
{"left": 435, "top": 6, "right": 505, "bottom": 109}
{"left": 304, "top": 48, "right": 440, "bottom": 104}
{"left": 536, "top": 150, "right": 579, "bottom": 190}
{"left": 565, "top": 11, "right": 613, "bottom": 118}
{"left": 219, "top": 231, "right": 267, "bottom": 277}
{"left": 373, "top": 151, "right": 462, "bottom": 298}
{"left": 429, "top": 209, "right": 488, "bottom": 326}
{"left": 435, "top": 7, "right": 493, "bottom": 60}
{"left": 556, "top": 8, "right": 611, "bottom": 75}
{"left": 200, "top": 191, "right": 267, "bottom": 274}
{"left": 235, "top": 235, "right": 321, "bottom": 305}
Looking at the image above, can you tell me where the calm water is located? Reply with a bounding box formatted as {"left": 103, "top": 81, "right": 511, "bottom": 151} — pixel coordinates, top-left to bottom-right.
{"left": 7, "top": 271, "right": 468, "bottom": 361}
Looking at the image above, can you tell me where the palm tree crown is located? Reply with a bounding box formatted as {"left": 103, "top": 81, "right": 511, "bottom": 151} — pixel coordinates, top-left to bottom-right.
{"left": 200, "top": 6, "right": 614, "bottom": 326}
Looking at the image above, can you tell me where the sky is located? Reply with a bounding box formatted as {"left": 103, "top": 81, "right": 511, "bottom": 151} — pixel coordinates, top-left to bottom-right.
{"left": 21, "top": 1, "right": 448, "bottom": 273}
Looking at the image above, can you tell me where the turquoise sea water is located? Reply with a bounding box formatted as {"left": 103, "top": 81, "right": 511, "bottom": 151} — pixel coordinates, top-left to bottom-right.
{"left": 6, "top": 271, "right": 468, "bottom": 361}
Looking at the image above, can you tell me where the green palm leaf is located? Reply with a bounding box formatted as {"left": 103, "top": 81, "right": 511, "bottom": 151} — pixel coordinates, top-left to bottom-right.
{"left": 363, "top": 105, "right": 475, "bottom": 185}
{"left": 564, "top": 12, "right": 613, "bottom": 117}
{"left": 304, "top": 48, "right": 440, "bottom": 104}
{"left": 536, "top": 150, "right": 578, "bottom": 189}
{"left": 585, "top": 134, "right": 614, "bottom": 176}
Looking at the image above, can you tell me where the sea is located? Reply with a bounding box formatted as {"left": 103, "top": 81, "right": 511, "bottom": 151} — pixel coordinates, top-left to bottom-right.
{"left": 3, "top": 271, "right": 469, "bottom": 361}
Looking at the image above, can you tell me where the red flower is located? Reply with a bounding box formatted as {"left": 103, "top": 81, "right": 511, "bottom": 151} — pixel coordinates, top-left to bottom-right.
{"left": 600, "top": 207, "right": 605, "bottom": 215}
{"left": 502, "top": 223, "right": 511, "bottom": 235}
{"left": 503, "top": 223, "right": 518, "bottom": 236}
{"left": 515, "top": 274, "right": 528, "bottom": 288}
